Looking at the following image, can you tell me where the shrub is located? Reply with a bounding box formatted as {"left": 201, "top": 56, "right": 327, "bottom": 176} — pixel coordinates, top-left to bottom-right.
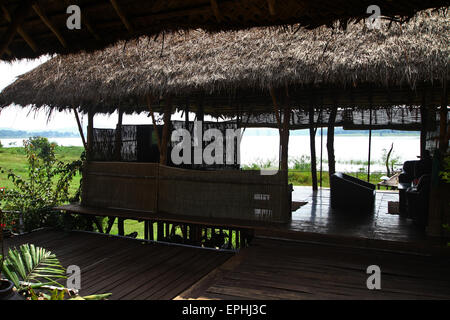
{"left": 0, "top": 137, "right": 83, "bottom": 232}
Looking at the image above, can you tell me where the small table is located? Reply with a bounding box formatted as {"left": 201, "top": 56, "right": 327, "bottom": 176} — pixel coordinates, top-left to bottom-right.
{"left": 376, "top": 173, "right": 400, "bottom": 190}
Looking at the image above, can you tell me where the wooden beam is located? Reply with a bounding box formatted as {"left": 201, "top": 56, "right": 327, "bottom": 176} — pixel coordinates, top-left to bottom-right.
{"left": 0, "top": 2, "right": 38, "bottom": 52}
{"left": 63, "top": 0, "right": 101, "bottom": 41}
{"left": 109, "top": 0, "right": 134, "bottom": 33}
{"left": 210, "top": 0, "right": 222, "bottom": 22}
{"left": 0, "top": 0, "right": 33, "bottom": 57}
{"left": 73, "top": 108, "right": 87, "bottom": 150}
{"left": 267, "top": 0, "right": 276, "bottom": 16}
{"left": 32, "top": 2, "right": 67, "bottom": 48}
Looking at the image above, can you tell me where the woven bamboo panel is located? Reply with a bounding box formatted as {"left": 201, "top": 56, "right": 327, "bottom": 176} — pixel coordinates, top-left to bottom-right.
{"left": 82, "top": 162, "right": 159, "bottom": 213}
{"left": 157, "top": 165, "right": 290, "bottom": 223}
{"left": 81, "top": 162, "right": 291, "bottom": 223}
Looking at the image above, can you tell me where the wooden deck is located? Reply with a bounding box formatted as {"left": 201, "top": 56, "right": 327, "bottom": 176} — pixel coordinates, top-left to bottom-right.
{"left": 177, "top": 237, "right": 450, "bottom": 300}
{"left": 4, "top": 230, "right": 232, "bottom": 300}
{"left": 58, "top": 187, "right": 448, "bottom": 254}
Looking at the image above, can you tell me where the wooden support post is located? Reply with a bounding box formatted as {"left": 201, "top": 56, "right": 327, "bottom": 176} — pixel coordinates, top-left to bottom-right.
{"left": 73, "top": 108, "right": 87, "bottom": 150}
{"left": 92, "top": 217, "right": 104, "bottom": 234}
{"left": 420, "top": 93, "right": 428, "bottom": 157}
{"left": 144, "top": 221, "right": 149, "bottom": 240}
{"left": 320, "top": 125, "right": 323, "bottom": 188}
{"left": 105, "top": 217, "right": 116, "bottom": 234}
{"left": 114, "top": 109, "right": 123, "bottom": 161}
{"left": 309, "top": 105, "right": 318, "bottom": 191}
{"left": 160, "top": 99, "right": 173, "bottom": 165}
{"left": 439, "top": 83, "right": 448, "bottom": 153}
{"left": 149, "top": 221, "right": 154, "bottom": 240}
{"left": 157, "top": 222, "right": 164, "bottom": 241}
{"left": 327, "top": 107, "right": 337, "bottom": 176}
{"left": 367, "top": 108, "right": 372, "bottom": 182}
{"left": 87, "top": 111, "right": 94, "bottom": 161}
{"left": 210, "top": 0, "right": 222, "bottom": 22}
{"left": 0, "top": 0, "right": 33, "bottom": 57}
{"left": 146, "top": 95, "right": 162, "bottom": 152}
{"left": 280, "top": 105, "right": 290, "bottom": 173}
{"left": 269, "top": 87, "right": 283, "bottom": 169}
{"left": 165, "top": 222, "right": 170, "bottom": 239}
{"left": 117, "top": 218, "right": 125, "bottom": 236}
{"left": 427, "top": 82, "right": 448, "bottom": 237}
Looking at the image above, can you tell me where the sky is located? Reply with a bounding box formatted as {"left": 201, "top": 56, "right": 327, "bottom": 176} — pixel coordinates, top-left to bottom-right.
{"left": 0, "top": 57, "right": 188, "bottom": 132}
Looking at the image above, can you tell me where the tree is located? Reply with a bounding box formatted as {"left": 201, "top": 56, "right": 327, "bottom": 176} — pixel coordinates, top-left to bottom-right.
{"left": 0, "top": 137, "right": 82, "bottom": 232}
{"left": 381, "top": 143, "right": 401, "bottom": 176}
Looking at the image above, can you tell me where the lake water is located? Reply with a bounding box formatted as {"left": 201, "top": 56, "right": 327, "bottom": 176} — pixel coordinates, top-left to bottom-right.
{"left": 1, "top": 134, "right": 419, "bottom": 172}
{"left": 240, "top": 135, "right": 419, "bottom": 172}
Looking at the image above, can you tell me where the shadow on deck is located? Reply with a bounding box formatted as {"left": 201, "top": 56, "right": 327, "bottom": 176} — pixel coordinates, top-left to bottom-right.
{"left": 257, "top": 187, "right": 447, "bottom": 254}
{"left": 176, "top": 237, "right": 450, "bottom": 300}
{"left": 4, "top": 229, "right": 232, "bottom": 300}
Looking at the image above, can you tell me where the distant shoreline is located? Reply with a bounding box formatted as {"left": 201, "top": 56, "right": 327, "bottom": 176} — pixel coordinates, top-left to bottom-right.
{"left": 0, "top": 129, "right": 420, "bottom": 139}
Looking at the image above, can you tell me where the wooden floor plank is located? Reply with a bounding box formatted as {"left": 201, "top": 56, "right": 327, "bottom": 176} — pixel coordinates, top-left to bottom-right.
{"left": 4, "top": 230, "right": 233, "bottom": 300}
{"left": 180, "top": 237, "right": 450, "bottom": 300}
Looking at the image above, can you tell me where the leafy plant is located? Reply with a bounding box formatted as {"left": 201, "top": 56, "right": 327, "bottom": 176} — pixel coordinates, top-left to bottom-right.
{"left": 1, "top": 244, "right": 66, "bottom": 292}
{"left": 439, "top": 154, "right": 450, "bottom": 184}
{"left": 290, "top": 155, "right": 312, "bottom": 171}
{"left": 0, "top": 137, "right": 83, "bottom": 232}
{"left": 1, "top": 244, "right": 111, "bottom": 300}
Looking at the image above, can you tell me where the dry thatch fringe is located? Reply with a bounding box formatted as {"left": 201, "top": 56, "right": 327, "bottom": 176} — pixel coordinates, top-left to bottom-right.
{"left": 0, "top": 8, "right": 448, "bottom": 116}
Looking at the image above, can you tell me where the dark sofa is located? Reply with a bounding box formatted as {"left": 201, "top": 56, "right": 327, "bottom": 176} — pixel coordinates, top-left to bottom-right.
{"left": 330, "top": 173, "right": 376, "bottom": 212}
{"left": 398, "top": 156, "right": 432, "bottom": 218}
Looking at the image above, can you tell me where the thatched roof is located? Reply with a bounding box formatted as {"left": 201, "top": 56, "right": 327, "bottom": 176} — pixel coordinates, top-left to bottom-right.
{"left": 1, "top": 0, "right": 447, "bottom": 61}
{"left": 0, "top": 8, "right": 448, "bottom": 116}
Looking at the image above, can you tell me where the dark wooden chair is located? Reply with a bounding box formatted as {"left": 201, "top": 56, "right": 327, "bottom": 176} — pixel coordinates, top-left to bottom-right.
{"left": 330, "top": 173, "right": 376, "bottom": 212}
{"left": 405, "top": 174, "right": 431, "bottom": 227}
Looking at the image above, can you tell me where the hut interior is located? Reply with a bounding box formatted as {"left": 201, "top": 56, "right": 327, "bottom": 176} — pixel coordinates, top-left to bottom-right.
{"left": 0, "top": 0, "right": 447, "bottom": 61}
{"left": 0, "top": 8, "right": 449, "bottom": 250}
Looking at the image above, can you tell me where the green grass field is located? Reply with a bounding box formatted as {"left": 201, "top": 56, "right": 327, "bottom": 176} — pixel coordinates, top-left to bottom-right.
{"left": 0, "top": 146, "right": 83, "bottom": 195}
{"left": 0, "top": 145, "right": 387, "bottom": 238}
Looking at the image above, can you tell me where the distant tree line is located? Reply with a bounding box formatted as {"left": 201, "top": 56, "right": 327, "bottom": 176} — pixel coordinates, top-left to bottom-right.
{"left": 0, "top": 129, "right": 78, "bottom": 139}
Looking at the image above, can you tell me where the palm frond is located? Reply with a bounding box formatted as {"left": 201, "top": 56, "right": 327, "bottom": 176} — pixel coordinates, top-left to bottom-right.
{"left": 1, "top": 244, "right": 66, "bottom": 291}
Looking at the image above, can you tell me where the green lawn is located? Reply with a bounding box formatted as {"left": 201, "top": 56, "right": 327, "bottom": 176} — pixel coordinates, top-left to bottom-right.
{"left": 0, "top": 146, "right": 83, "bottom": 195}
{"left": 0, "top": 145, "right": 388, "bottom": 240}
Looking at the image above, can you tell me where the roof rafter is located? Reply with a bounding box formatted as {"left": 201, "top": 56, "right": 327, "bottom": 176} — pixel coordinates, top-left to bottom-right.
{"left": 32, "top": 1, "right": 67, "bottom": 48}
{"left": 109, "top": 0, "right": 134, "bottom": 33}
{"left": 63, "top": 0, "right": 101, "bottom": 41}
{"left": 0, "top": 1, "right": 38, "bottom": 52}
{"left": 210, "top": 0, "right": 223, "bottom": 23}
{"left": 0, "top": 0, "right": 34, "bottom": 57}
